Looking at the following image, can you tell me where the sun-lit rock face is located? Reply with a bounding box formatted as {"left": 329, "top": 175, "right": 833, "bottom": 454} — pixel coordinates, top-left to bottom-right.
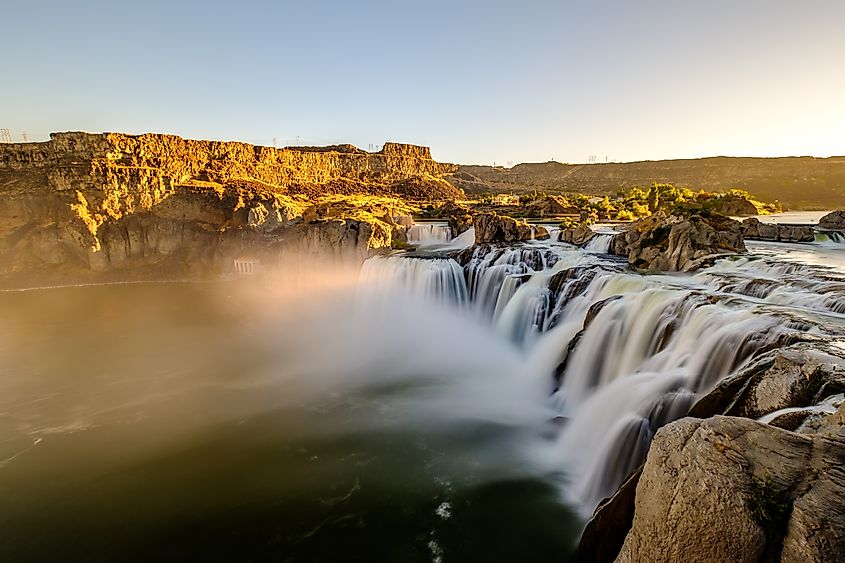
{"left": 473, "top": 212, "right": 549, "bottom": 243}
{"left": 0, "top": 132, "right": 458, "bottom": 285}
{"left": 610, "top": 211, "right": 746, "bottom": 272}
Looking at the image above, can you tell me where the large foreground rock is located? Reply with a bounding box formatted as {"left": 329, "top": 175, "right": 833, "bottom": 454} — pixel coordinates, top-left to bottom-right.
{"left": 741, "top": 217, "right": 815, "bottom": 243}
{"left": 610, "top": 211, "right": 746, "bottom": 272}
{"left": 473, "top": 212, "right": 548, "bottom": 243}
{"left": 818, "top": 210, "right": 845, "bottom": 231}
{"left": 616, "top": 414, "right": 845, "bottom": 563}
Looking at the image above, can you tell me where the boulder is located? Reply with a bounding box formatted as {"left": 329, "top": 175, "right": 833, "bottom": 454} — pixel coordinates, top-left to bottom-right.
{"left": 610, "top": 211, "right": 746, "bottom": 272}
{"left": 473, "top": 212, "right": 548, "bottom": 243}
{"left": 558, "top": 224, "right": 596, "bottom": 246}
{"left": 689, "top": 345, "right": 845, "bottom": 421}
{"left": 616, "top": 415, "right": 845, "bottom": 563}
{"left": 741, "top": 217, "right": 814, "bottom": 243}
{"left": 818, "top": 210, "right": 845, "bottom": 231}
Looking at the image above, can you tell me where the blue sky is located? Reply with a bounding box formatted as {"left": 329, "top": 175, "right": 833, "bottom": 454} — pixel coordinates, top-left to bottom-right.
{"left": 3, "top": 0, "right": 844, "bottom": 164}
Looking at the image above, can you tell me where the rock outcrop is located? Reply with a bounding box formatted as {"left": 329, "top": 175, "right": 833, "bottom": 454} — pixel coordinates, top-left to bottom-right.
{"left": 521, "top": 195, "right": 578, "bottom": 217}
{"left": 818, "top": 210, "right": 845, "bottom": 231}
{"left": 689, "top": 345, "right": 845, "bottom": 423}
{"left": 558, "top": 224, "right": 596, "bottom": 246}
{"left": 741, "top": 217, "right": 815, "bottom": 242}
{"left": 0, "top": 132, "right": 458, "bottom": 285}
{"left": 426, "top": 200, "right": 473, "bottom": 237}
{"left": 610, "top": 211, "right": 746, "bottom": 272}
{"left": 706, "top": 195, "right": 759, "bottom": 216}
{"left": 616, "top": 414, "right": 845, "bottom": 563}
{"left": 473, "top": 212, "right": 548, "bottom": 243}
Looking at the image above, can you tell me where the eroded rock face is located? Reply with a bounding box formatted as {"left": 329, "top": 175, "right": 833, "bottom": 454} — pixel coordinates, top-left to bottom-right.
{"left": 615, "top": 415, "right": 845, "bottom": 563}
{"left": 818, "top": 210, "right": 845, "bottom": 231}
{"left": 0, "top": 132, "right": 455, "bottom": 284}
{"left": 558, "top": 224, "right": 595, "bottom": 246}
{"left": 610, "top": 212, "right": 746, "bottom": 272}
{"left": 741, "top": 217, "right": 815, "bottom": 243}
{"left": 473, "top": 212, "right": 548, "bottom": 243}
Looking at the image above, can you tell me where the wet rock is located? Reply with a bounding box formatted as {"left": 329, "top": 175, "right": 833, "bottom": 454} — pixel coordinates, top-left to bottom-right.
{"left": 558, "top": 224, "right": 595, "bottom": 246}
{"left": 472, "top": 212, "right": 548, "bottom": 243}
{"left": 610, "top": 211, "right": 746, "bottom": 272}
{"left": 689, "top": 345, "right": 845, "bottom": 420}
{"left": 616, "top": 415, "right": 845, "bottom": 563}
{"left": 741, "top": 217, "right": 814, "bottom": 242}
{"left": 818, "top": 210, "right": 845, "bottom": 231}
{"left": 577, "top": 467, "right": 643, "bottom": 563}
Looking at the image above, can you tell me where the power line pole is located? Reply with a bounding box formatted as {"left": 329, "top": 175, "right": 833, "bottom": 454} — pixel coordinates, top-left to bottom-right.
{"left": 21, "top": 132, "right": 28, "bottom": 143}
{"left": 0, "top": 129, "right": 11, "bottom": 143}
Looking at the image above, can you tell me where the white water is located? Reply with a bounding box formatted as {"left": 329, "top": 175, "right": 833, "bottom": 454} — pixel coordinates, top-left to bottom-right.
{"left": 583, "top": 233, "right": 613, "bottom": 253}
{"left": 406, "top": 222, "right": 452, "bottom": 247}
{"left": 355, "top": 230, "right": 845, "bottom": 516}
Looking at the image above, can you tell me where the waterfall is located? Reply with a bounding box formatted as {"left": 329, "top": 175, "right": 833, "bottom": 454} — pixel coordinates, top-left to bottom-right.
{"left": 816, "top": 230, "right": 845, "bottom": 245}
{"left": 357, "top": 235, "right": 845, "bottom": 516}
{"left": 583, "top": 233, "right": 613, "bottom": 253}
{"left": 406, "top": 222, "right": 452, "bottom": 247}
{"left": 358, "top": 255, "right": 468, "bottom": 306}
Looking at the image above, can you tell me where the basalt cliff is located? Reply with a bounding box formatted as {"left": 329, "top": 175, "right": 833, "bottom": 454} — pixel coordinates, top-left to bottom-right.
{"left": 0, "top": 132, "right": 460, "bottom": 286}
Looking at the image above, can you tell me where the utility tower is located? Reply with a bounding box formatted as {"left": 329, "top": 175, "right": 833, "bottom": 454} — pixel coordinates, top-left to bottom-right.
{"left": 0, "top": 129, "right": 11, "bottom": 143}
{"left": 21, "top": 132, "right": 28, "bottom": 142}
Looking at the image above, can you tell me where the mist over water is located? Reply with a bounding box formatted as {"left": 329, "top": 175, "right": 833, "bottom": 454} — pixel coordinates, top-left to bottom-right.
{"left": 0, "top": 264, "right": 579, "bottom": 562}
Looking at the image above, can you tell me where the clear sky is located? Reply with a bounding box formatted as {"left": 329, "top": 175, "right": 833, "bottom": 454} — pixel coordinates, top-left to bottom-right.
{"left": 3, "top": 0, "right": 843, "bottom": 164}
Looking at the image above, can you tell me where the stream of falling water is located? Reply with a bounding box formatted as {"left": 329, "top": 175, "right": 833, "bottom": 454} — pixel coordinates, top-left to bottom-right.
{"left": 359, "top": 224, "right": 845, "bottom": 515}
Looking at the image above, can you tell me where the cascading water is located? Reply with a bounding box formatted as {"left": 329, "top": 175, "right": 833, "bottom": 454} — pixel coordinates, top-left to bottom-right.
{"left": 816, "top": 230, "right": 845, "bottom": 245}
{"left": 582, "top": 233, "right": 613, "bottom": 253}
{"left": 406, "top": 222, "right": 453, "bottom": 247}
{"left": 359, "top": 221, "right": 845, "bottom": 517}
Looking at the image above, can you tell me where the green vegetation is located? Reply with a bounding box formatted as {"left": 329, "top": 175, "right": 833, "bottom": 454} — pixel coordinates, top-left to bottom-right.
{"left": 747, "top": 476, "right": 792, "bottom": 530}
{"left": 472, "top": 183, "right": 783, "bottom": 223}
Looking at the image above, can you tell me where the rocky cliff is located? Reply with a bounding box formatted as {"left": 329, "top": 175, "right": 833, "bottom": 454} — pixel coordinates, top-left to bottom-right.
{"left": 0, "top": 132, "right": 459, "bottom": 285}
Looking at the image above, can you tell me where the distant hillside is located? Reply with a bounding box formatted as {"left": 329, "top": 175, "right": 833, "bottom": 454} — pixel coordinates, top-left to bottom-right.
{"left": 453, "top": 156, "right": 845, "bottom": 210}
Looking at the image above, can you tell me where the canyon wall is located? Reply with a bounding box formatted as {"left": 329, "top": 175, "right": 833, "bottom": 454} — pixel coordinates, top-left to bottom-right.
{"left": 0, "top": 132, "right": 459, "bottom": 286}
{"left": 456, "top": 156, "right": 845, "bottom": 209}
